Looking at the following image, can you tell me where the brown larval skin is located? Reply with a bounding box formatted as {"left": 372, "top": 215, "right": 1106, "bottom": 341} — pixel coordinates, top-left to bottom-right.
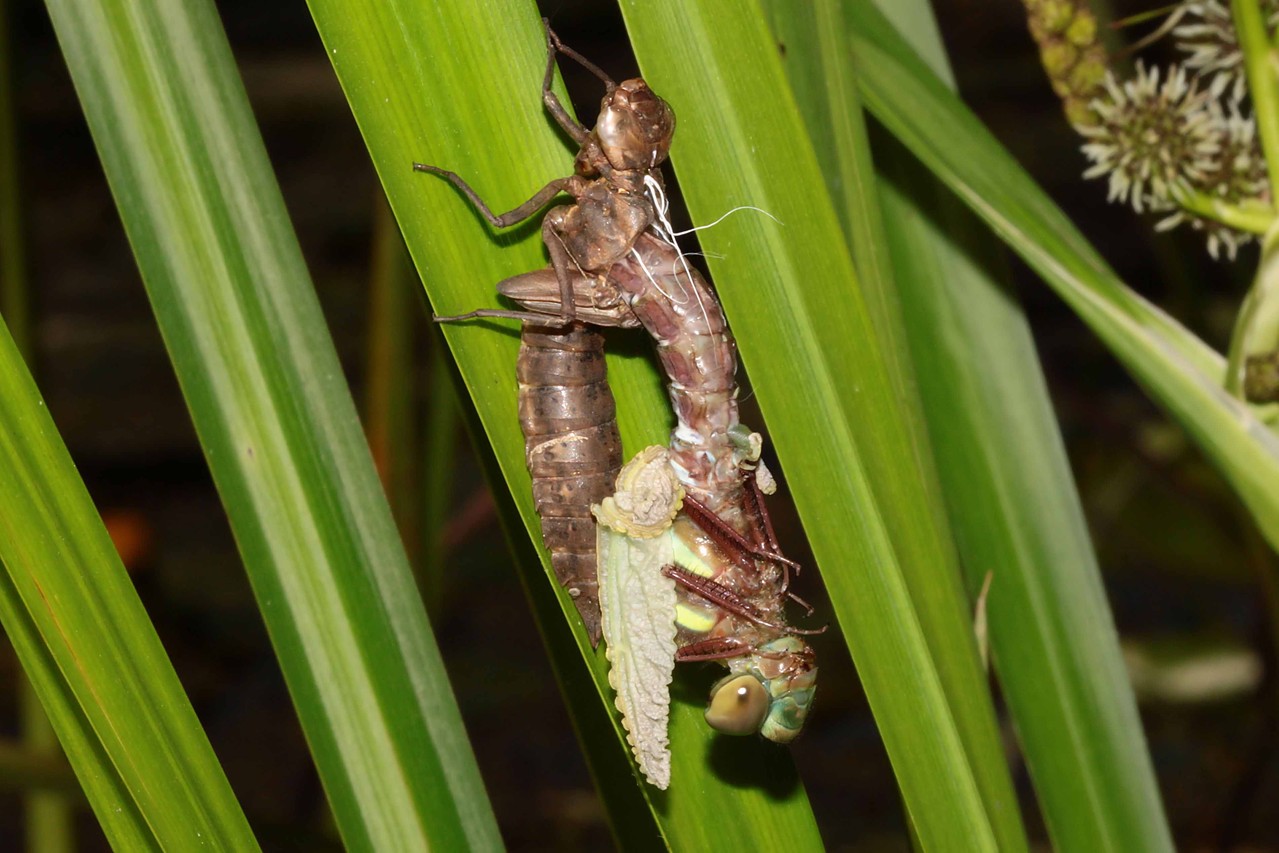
{"left": 517, "top": 325, "right": 623, "bottom": 645}
{"left": 509, "top": 81, "right": 670, "bottom": 647}
{"left": 538, "top": 78, "right": 675, "bottom": 298}
{"left": 423, "top": 29, "right": 815, "bottom": 719}
{"left": 424, "top": 74, "right": 670, "bottom": 644}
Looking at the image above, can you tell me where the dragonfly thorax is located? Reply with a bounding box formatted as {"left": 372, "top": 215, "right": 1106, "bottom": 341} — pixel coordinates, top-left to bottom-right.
{"left": 594, "top": 78, "right": 675, "bottom": 171}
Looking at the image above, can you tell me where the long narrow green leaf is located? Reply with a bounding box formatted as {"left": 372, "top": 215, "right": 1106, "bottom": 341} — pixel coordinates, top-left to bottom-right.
{"left": 0, "top": 318, "right": 257, "bottom": 849}
{"left": 788, "top": 2, "right": 1169, "bottom": 848}
{"left": 305, "top": 0, "right": 823, "bottom": 847}
{"left": 41, "top": 0, "right": 502, "bottom": 848}
{"left": 877, "top": 163, "right": 1174, "bottom": 849}
{"left": 847, "top": 3, "right": 1279, "bottom": 556}
{"left": 620, "top": 1, "right": 1025, "bottom": 847}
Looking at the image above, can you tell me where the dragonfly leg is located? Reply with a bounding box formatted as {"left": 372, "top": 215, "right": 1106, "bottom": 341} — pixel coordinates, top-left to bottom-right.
{"left": 540, "top": 21, "right": 606, "bottom": 145}
{"left": 675, "top": 636, "right": 752, "bottom": 662}
{"left": 663, "top": 564, "right": 774, "bottom": 628}
{"left": 412, "top": 164, "right": 576, "bottom": 229}
{"left": 664, "top": 564, "right": 828, "bottom": 637}
{"left": 432, "top": 307, "right": 574, "bottom": 326}
{"left": 541, "top": 209, "right": 584, "bottom": 325}
{"left": 682, "top": 496, "right": 803, "bottom": 579}
{"left": 786, "top": 590, "right": 816, "bottom": 617}
{"left": 744, "top": 472, "right": 788, "bottom": 565}
{"left": 739, "top": 475, "right": 793, "bottom": 594}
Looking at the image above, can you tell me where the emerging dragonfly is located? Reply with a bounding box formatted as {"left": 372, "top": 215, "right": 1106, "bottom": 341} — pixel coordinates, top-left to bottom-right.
{"left": 415, "top": 23, "right": 667, "bottom": 646}
{"left": 416, "top": 22, "right": 819, "bottom": 779}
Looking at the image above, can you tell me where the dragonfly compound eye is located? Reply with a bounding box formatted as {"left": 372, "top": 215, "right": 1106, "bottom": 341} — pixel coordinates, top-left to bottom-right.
{"left": 704, "top": 674, "right": 770, "bottom": 736}
{"left": 595, "top": 79, "right": 675, "bottom": 171}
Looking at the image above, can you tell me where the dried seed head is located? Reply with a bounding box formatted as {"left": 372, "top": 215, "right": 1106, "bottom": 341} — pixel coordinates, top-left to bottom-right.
{"left": 1080, "top": 63, "right": 1221, "bottom": 213}
{"left": 1054, "top": 3, "right": 1273, "bottom": 258}
{"left": 1022, "top": 0, "right": 1110, "bottom": 127}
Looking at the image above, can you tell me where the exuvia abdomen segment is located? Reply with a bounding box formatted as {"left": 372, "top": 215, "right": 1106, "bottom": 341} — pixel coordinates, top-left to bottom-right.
{"left": 517, "top": 324, "right": 622, "bottom": 646}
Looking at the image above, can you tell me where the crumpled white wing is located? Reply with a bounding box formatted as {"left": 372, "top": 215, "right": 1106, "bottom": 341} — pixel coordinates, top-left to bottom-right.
{"left": 591, "top": 446, "right": 683, "bottom": 789}
{"left": 597, "top": 524, "right": 677, "bottom": 789}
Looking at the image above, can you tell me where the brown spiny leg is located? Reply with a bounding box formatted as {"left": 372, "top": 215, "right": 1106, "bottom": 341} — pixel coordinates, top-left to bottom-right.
{"left": 662, "top": 564, "right": 825, "bottom": 637}
{"left": 432, "top": 307, "right": 579, "bottom": 326}
{"left": 411, "top": 166, "right": 573, "bottom": 230}
{"left": 741, "top": 472, "right": 815, "bottom": 612}
{"left": 413, "top": 165, "right": 597, "bottom": 326}
{"left": 675, "top": 636, "right": 753, "bottom": 662}
{"left": 682, "top": 495, "right": 802, "bottom": 577}
{"left": 541, "top": 19, "right": 614, "bottom": 144}
{"left": 744, "top": 471, "right": 784, "bottom": 559}
{"left": 539, "top": 206, "right": 585, "bottom": 326}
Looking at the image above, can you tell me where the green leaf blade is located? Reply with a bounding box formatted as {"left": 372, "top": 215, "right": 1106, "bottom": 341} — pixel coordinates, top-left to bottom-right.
{"left": 42, "top": 0, "right": 503, "bottom": 848}
{"left": 619, "top": 1, "right": 1026, "bottom": 847}
{"left": 0, "top": 318, "right": 257, "bottom": 849}
{"left": 305, "top": 0, "right": 828, "bottom": 847}
{"left": 820, "top": 3, "right": 1173, "bottom": 849}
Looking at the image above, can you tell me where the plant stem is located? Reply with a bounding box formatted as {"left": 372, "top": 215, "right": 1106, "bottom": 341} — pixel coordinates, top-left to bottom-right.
{"left": 1177, "top": 192, "right": 1276, "bottom": 236}
{"left": 1234, "top": 0, "right": 1279, "bottom": 203}
{"left": 1224, "top": 2, "right": 1279, "bottom": 402}
{"left": 364, "top": 194, "right": 419, "bottom": 563}
{"left": 1226, "top": 222, "right": 1279, "bottom": 396}
{"left": 19, "top": 685, "right": 73, "bottom": 853}
{"left": 0, "top": 0, "right": 29, "bottom": 357}
{"left": 421, "top": 323, "right": 458, "bottom": 618}
{"left": 0, "top": 740, "right": 80, "bottom": 799}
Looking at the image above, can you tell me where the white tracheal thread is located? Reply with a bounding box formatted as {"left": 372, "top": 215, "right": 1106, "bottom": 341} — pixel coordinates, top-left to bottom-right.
{"left": 639, "top": 174, "right": 785, "bottom": 330}
{"left": 673, "top": 204, "right": 784, "bottom": 236}
{"left": 639, "top": 175, "right": 711, "bottom": 330}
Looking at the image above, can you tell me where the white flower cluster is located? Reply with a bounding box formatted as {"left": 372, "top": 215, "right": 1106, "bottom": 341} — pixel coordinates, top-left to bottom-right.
{"left": 1080, "top": 64, "right": 1221, "bottom": 213}
{"left": 1080, "top": 5, "right": 1273, "bottom": 260}
{"left": 1155, "top": 102, "right": 1269, "bottom": 259}
{"left": 1174, "top": 0, "right": 1279, "bottom": 101}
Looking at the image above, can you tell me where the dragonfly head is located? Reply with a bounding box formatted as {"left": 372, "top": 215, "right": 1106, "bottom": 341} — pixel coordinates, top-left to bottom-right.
{"left": 595, "top": 78, "right": 676, "bottom": 172}
{"left": 703, "top": 638, "right": 817, "bottom": 743}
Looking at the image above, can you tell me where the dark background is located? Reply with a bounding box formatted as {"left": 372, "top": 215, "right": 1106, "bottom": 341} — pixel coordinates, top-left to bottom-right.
{"left": 2, "top": 0, "right": 1275, "bottom": 849}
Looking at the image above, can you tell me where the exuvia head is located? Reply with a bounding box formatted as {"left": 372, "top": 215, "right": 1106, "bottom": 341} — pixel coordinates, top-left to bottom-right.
{"left": 703, "top": 637, "right": 817, "bottom": 743}
{"left": 595, "top": 78, "right": 676, "bottom": 172}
